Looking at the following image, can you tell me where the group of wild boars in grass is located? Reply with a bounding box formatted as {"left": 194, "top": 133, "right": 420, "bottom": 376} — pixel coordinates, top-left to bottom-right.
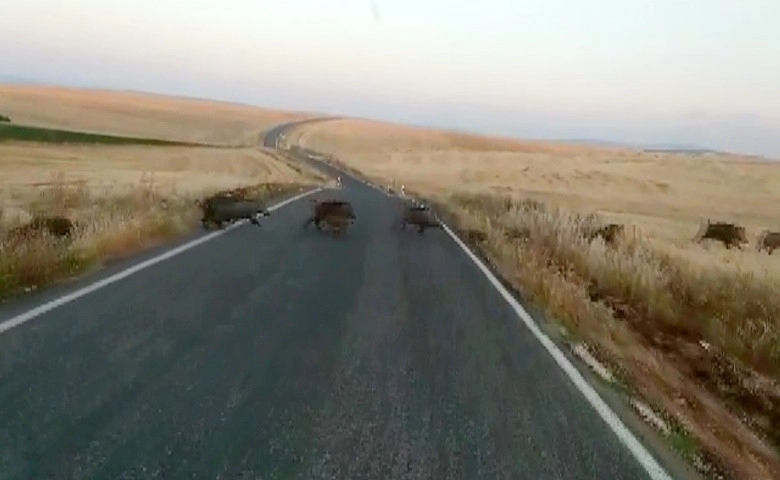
{"left": 482, "top": 197, "right": 780, "bottom": 256}
{"left": 573, "top": 216, "right": 780, "bottom": 254}
{"left": 693, "top": 219, "right": 780, "bottom": 254}
{"left": 191, "top": 167, "right": 449, "bottom": 238}
{"left": 194, "top": 174, "right": 780, "bottom": 250}
{"left": 1, "top": 177, "right": 444, "bottom": 248}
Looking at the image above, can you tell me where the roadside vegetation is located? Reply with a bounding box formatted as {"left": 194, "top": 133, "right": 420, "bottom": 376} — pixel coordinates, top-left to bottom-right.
{"left": 0, "top": 143, "right": 324, "bottom": 300}
{"left": 0, "top": 84, "right": 325, "bottom": 299}
{"left": 288, "top": 118, "right": 780, "bottom": 480}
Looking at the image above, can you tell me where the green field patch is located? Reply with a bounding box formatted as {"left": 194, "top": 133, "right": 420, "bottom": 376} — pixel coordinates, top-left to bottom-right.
{"left": 0, "top": 123, "right": 209, "bottom": 146}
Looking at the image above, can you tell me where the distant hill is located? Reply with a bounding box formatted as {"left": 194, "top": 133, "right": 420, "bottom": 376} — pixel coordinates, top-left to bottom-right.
{"left": 557, "top": 138, "right": 728, "bottom": 155}
{"left": 557, "top": 138, "right": 630, "bottom": 148}
{"left": 0, "top": 75, "right": 46, "bottom": 85}
{"left": 640, "top": 143, "right": 722, "bottom": 154}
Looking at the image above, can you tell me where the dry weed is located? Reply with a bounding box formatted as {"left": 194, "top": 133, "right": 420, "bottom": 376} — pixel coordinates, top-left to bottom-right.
{"left": 0, "top": 173, "right": 314, "bottom": 299}
{"left": 451, "top": 193, "right": 780, "bottom": 375}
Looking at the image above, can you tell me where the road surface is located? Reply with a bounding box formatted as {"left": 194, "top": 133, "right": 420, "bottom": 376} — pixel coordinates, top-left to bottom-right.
{"left": 0, "top": 122, "right": 681, "bottom": 479}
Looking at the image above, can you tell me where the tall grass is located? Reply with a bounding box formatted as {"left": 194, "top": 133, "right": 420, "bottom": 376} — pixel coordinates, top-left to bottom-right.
{"left": 438, "top": 192, "right": 780, "bottom": 472}
{"left": 450, "top": 193, "right": 780, "bottom": 376}
{"left": 0, "top": 175, "right": 309, "bottom": 298}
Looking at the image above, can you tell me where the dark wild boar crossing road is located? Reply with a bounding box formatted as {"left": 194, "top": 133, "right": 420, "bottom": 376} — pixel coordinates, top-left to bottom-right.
{"left": 0, "top": 120, "right": 687, "bottom": 479}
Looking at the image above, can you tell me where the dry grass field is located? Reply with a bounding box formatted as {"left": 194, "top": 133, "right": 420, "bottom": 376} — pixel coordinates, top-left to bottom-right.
{"left": 288, "top": 118, "right": 780, "bottom": 479}
{"left": 0, "top": 143, "right": 319, "bottom": 202}
{"left": 0, "top": 85, "right": 325, "bottom": 298}
{"left": 0, "top": 84, "right": 314, "bottom": 146}
{"left": 0, "top": 143, "right": 323, "bottom": 298}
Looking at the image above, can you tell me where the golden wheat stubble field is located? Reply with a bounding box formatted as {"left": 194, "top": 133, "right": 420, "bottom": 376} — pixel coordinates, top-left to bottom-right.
{"left": 0, "top": 85, "right": 325, "bottom": 298}
{"left": 0, "top": 143, "right": 317, "bottom": 202}
{"left": 0, "top": 84, "right": 314, "bottom": 146}
{"left": 289, "top": 118, "right": 780, "bottom": 479}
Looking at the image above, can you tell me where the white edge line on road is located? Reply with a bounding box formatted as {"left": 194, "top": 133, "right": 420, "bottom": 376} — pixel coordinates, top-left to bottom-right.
{"left": 439, "top": 223, "right": 674, "bottom": 480}
{"left": 309, "top": 156, "right": 673, "bottom": 480}
{"left": 0, "top": 187, "right": 323, "bottom": 335}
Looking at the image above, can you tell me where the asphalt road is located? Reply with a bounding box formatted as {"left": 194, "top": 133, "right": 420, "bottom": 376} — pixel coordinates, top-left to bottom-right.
{"left": 0, "top": 123, "right": 674, "bottom": 479}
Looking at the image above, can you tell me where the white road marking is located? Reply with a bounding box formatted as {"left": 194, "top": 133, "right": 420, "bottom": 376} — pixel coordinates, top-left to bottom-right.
{"left": 0, "top": 187, "right": 322, "bottom": 335}
{"left": 631, "top": 399, "right": 671, "bottom": 436}
{"left": 301, "top": 150, "right": 674, "bottom": 480}
{"left": 439, "top": 223, "right": 674, "bottom": 480}
{"left": 572, "top": 342, "right": 616, "bottom": 384}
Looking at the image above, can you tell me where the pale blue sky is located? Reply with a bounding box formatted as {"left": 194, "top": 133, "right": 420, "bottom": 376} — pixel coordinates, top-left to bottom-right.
{"left": 1, "top": 0, "right": 778, "bottom": 157}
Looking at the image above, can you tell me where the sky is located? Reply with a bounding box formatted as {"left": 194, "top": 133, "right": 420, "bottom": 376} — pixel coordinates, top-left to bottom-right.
{"left": 1, "top": 0, "right": 778, "bottom": 157}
